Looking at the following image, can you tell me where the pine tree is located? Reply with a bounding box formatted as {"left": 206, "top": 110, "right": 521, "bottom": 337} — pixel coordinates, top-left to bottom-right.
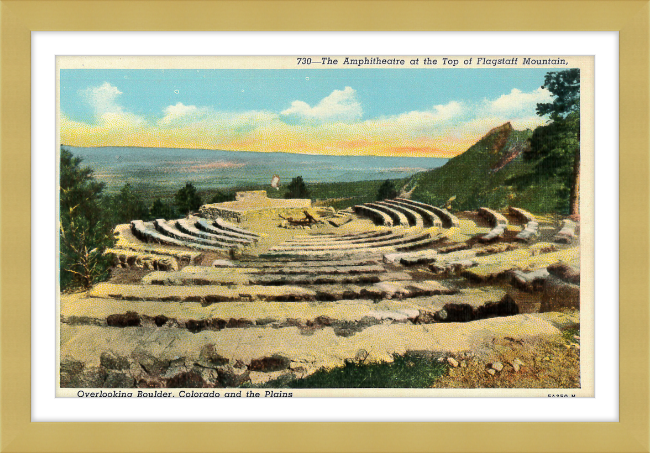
{"left": 59, "top": 147, "right": 115, "bottom": 290}
{"left": 175, "top": 182, "right": 202, "bottom": 215}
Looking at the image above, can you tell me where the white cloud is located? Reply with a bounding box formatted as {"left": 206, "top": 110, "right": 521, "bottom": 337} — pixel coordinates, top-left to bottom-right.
{"left": 64, "top": 83, "right": 554, "bottom": 157}
{"left": 79, "top": 82, "right": 124, "bottom": 116}
{"left": 487, "top": 87, "right": 553, "bottom": 115}
{"left": 158, "top": 102, "right": 209, "bottom": 126}
{"left": 281, "top": 86, "right": 362, "bottom": 123}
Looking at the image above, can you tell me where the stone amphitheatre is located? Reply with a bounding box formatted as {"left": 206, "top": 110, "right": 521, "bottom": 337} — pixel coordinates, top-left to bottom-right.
{"left": 60, "top": 190, "right": 581, "bottom": 389}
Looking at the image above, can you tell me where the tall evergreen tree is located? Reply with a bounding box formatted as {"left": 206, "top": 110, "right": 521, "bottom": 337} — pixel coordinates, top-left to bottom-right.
{"left": 528, "top": 69, "right": 580, "bottom": 215}
{"left": 376, "top": 180, "right": 398, "bottom": 201}
{"left": 175, "top": 182, "right": 202, "bottom": 215}
{"left": 284, "top": 176, "right": 310, "bottom": 199}
{"left": 59, "top": 147, "right": 115, "bottom": 290}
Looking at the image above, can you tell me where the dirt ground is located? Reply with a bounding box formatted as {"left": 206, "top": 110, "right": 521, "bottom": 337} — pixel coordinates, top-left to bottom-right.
{"left": 432, "top": 323, "right": 580, "bottom": 389}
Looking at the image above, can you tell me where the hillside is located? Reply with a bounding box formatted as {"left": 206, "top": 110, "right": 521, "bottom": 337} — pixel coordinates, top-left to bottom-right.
{"left": 405, "top": 123, "right": 568, "bottom": 214}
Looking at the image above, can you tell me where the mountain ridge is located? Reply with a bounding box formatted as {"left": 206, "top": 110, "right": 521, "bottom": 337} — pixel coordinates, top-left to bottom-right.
{"left": 405, "top": 122, "right": 567, "bottom": 214}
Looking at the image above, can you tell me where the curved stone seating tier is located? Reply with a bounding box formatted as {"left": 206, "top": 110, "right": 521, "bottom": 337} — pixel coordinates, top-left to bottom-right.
{"left": 287, "top": 230, "right": 394, "bottom": 244}
{"left": 480, "top": 224, "right": 507, "bottom": 242}
{"left": 385, "top": 199, "right": 442, "bottom": 228}
{"left": 395, "top": 198, "right": 459, "bottom": 228}
{"left": 461, "top": 245, "right": 578, "bottom": 283}
{"left": 194, "top": 219, "right": 256, "bottom": 242}
{"left": 176, "top": 219, "right": 253, "bottom": 245}
{"left": 88, "top": 280, "right": 456, "bottom": 303}
{"left": 508, "top": 206, "right": 536, "bottom": 224}
{"left": 280, "top": 231, "right": 409, "bottom": 248}
{"left": 379, "top": 200, "right": 432, "bottom": 228}
{"left": 374, "top": 201, "right": 424, "bottom": 228}
{"left": 271, "top": 231, "right": 432, "bottom": 252}
{"left": 131, "top": 221, "right": 226, "bottom": 252}
{"left": 131, "top": 220, "right": 188, "bottom": 248}
{"left": 154, "top": 220, "right": 234, "bottom": 250}
{"left": 115, "top": 224, "right": 201, "bottom": 265}
{"left": 105, "top": 248, "right": 179, "bottom": 271}
{"left": 142, "top": 268, "right": 411, "bottom": 287}
{"left": 515, "top": 221, "right": 540, "bottom": 242}
{"left": 250, "top": 264, "right": 387, "bottom": 275}
{"left": 553, "top": 219, "right": 577, "bottom": 244}
{"left": 364, "top": 202, "right": 409, "bottom": 226}
{"left": 478, "top": 207, "right": 509, "bottom": 227}
{"left": 214, "top": 218, "right": 260, "bottom": 239}
{"left": 264, "top": 233, "right": 441, "bottom": 259}
{"left": 353, "top": 205, "right": 393, "bottom": 226}
{"left": 238, "top": 258, "right": 381, "bottom": 267}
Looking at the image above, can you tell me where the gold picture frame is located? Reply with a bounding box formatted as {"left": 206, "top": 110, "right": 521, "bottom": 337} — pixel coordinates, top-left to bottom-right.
{"left": 2, "top": 1, "right": 647, "bottom": 451}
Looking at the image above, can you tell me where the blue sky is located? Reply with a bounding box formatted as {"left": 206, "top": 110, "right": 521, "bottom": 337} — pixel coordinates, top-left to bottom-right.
{"left": 60, "top": 68, "right": 556, "bottom": 157}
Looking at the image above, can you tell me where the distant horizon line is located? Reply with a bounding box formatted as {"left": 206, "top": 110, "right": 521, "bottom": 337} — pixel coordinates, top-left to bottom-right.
{"left": 60, "top": 144, "right": 452, "bottom": 159}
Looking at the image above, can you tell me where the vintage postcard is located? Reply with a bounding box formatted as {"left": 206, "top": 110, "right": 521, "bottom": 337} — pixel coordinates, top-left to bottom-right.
{"left": 57, "top": 55, "right": 593, "bottom": 398}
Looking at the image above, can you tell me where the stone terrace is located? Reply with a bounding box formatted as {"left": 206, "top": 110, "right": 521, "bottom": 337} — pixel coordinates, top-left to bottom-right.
{"left": 61, "top": 198, "right": 581, "bottom": 389}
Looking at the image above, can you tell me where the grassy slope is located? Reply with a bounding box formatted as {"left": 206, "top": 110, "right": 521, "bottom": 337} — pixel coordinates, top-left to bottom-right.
{"left": 406, "top": 123, "right": 566, "bottom": 214}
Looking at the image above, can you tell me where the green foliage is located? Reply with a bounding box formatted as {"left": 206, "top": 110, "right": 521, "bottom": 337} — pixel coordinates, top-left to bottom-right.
{"left": 59, "top": 147, "right": 115, "bottom": 290}
{"left": 149, "top": 198, "right": 177, "bottom": 220}
{"left": 209, "top": 191, "right": 236, "bottom": 204}
{"left": 284, "top": 176, "right": 310, "bottom": 199}
{"left": 407, "top": 127, "right": 554, "bottom": 212}
{"left": 536, "top": 69, "right": 580, "bottom": 120}
{"left": 103, "top": 183, "right": 150, "bottom": 225}
{"left": 376, "top": 179, "right": 398, "bottom": 201}
{"left": 265, "top": 353, "right": 447, "bottom": 389}
{"left": 175, "top": 182, "right": 202, "bottom": 215}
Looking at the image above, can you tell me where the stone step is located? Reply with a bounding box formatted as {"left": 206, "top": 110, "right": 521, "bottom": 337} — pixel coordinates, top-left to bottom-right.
{"left": 154, "top": 219, "right": 236, "bottom": 250}
{"left": 88, "top": 279, "right": 455, "bottom": 303}
{"left": 105, "top": 248, "right": 179, "bottom": 271}
{"left": 236, "top": 258, "right": 381, "bottom": 268}
{"left": 271, "top": 231, "right": 431, "bottom": 252}
{"left": 515, "top": 221, "right": 540, "bottom": 242}
{"left": 383, "top": 249, "right": 438, "bottom": 265}
{"left": 214, "top": 217, "right": 261, "bottom": 238}
{"left": 553, "top": 219, "right": 577, "bottom": 244}
{"left": 428, "top": 243, "right": 537, "bottom": 275}
{"left": 364, "top": 202, "right": 410, "bottom": 226}
{"left": 114, "top": 224, "right": 202, "bottom": 265}
{"left": 508, "top": 206, "right": 536, "bottom": 224}
{"left": 510, "top": 268, "right": 550, "bottom": 292}
{"left": 375, "top": 201, "right": 424, "bottom": 228}
{"left": 247, "top": 264, "right": 387, "bottom": 275}
{"left": 284, "top": 230, "right": 397, "bottom": 245}
{"left": 280, "top": 234, "right": 408, "bottom": 248}
{"left": 462, "top": 246, "right": 579, "bottom": 282}
{"left": 262, "top": 233, "right": 441, "bottom": 259}
{"left": 258, "top": 249, "right": 385, "bottom": 260}
{"left": 546, "top": 262, "right": 580, "bottom": 284}
{"left": 195, "top": 219, "right": 259, "bottom": 241}
{"left": 60, "top": 312, "right": 567, "bottom": 387}
{"left": 478, "top": 207, "right": 509, "bottom": 227}
{"left": 383, "top": 199, "right": 442, "bottom": 228}
{"left": 62, "top": 287, "right": 514, "bottom": 334}
{"left": 480, "top": 224, "right": 507, "bottom": 242}
{"left": 352, "top": 205, "right": 394, "bottom": 226}
{"left": 539, "top": 276, "right": 580, "bottom": 312}
{"left": 141, "top": 269, "right": 410, "bottom": 286}
{"left": 131, "top": 220, "right": 222, "bottom": 252}
{"left": 395, "top": 199, "right": 459, "bottom": 227}
{"left": 176, "top": 219, "right": 253, "bottom": 245}
{"left": 61, "top": 297, "right": 420, "bottom": 332}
